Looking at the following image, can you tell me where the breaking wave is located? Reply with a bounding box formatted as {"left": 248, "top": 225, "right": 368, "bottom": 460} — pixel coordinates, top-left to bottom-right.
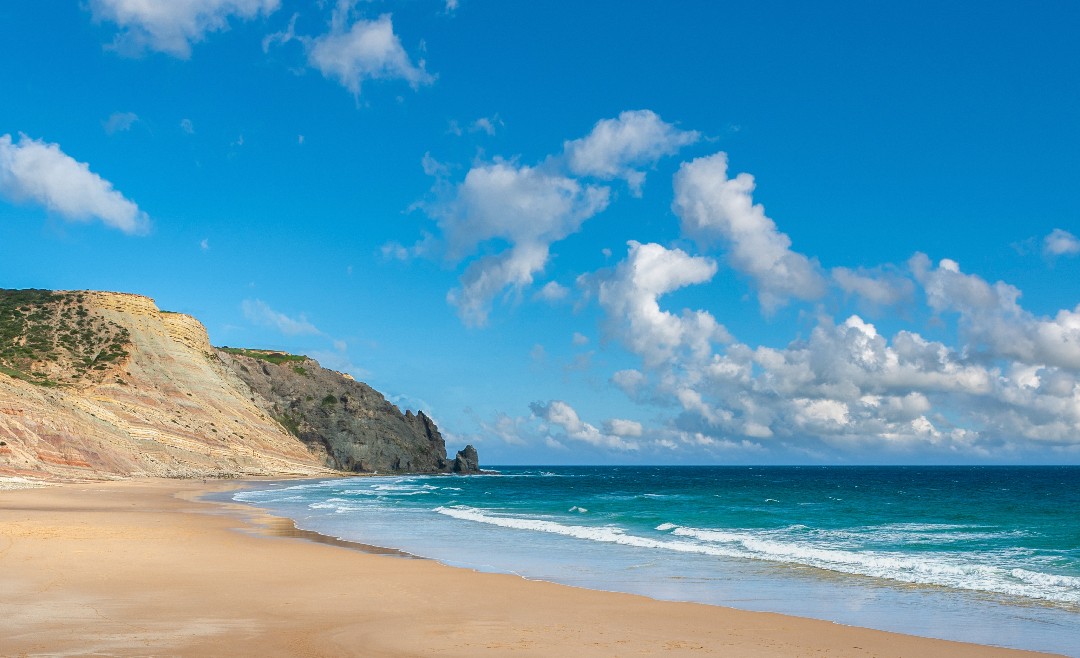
{"left": 434, "top": 506, "right": 1080, "bottom": 606}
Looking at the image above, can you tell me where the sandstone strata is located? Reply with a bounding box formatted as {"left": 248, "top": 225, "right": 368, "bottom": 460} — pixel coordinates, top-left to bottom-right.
{"left": 0, "top": 289, "right": 476, "bottom": 480}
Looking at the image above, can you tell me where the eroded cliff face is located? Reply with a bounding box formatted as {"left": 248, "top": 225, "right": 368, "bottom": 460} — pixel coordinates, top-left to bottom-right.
{"left": 0, "top": 289, "right": 330, "bottom": 479}
{"left": 217, "top": 351, "right": 461, "bottom": 474}
{"left": 0, "top": 289, "right": 476, "bottom": 480}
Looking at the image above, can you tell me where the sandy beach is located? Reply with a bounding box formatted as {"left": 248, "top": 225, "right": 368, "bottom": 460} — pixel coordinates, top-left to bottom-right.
{"left": 0, "top": 479, "right": 1060, "bottom": 657}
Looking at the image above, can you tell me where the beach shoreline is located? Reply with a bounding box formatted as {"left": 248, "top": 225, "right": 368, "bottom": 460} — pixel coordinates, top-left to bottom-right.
{"left": 0, "top": 478, "right": 1062, "bottom": 657}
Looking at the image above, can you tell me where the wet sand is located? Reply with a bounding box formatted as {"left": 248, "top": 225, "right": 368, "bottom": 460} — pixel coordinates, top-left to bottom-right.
{"left": 0, "top": 479, "right": 1060, "bottom": 657}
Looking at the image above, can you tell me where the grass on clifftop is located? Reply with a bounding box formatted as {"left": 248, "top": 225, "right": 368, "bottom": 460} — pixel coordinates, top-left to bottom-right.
{"left": 219, "top": 346, "right": 307, "bottom": 365}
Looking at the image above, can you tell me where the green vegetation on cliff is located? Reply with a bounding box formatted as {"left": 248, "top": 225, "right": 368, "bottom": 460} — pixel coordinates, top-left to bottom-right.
{"left": 0, "top": 289, "right": 130, "bottom": 386}
{"left": 218, "top": 346, "right": 306, "bottom": 365}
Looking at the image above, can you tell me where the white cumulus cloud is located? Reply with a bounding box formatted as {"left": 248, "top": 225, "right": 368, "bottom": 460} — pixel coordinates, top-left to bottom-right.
{"left": 308, "top": 13, "right": 432, "bottom": 99}
{"left": 433, "top": 160, "right": 609, "bottom": 325}
{"left": 594, "top": 241, "right": 727, "bottom": 368}
{"left": 584, "top": 236, "right": 1080, "bottom": 454}
{"left": 910, "top": 254, "right": 1080, "bottom": 369}
{"left": 437, "top": 161, "right": 609, "bottom": 259}
{"left": 537, "top": 143, "right": 1080, "bottom": 457}
{"left": 90, "top": 0, "right": 279, "bottom": 58}
{"left": 448, "top": 243, "right": 552, "bottom": 325}
{"left": 531, "top": 400, "right": 639, "bottom": 451}
{"left": 673, "top": 152, "right": 826, "bottom": 310}
{"left": 1043, "top": 228, "right": 1080, "bottom": 258}
{"left": 564, "top": 110, "right": 699, "bottom": 195}
{"left": 0, "top": 133, "right": 149, "bottom": 234}
{"left": 604, "top": 418, "right": 644, "bottom": 437}
{"left": 415, "top": 110, "right": 702, "bottom": 327}
{"left": 534, "top": 281, "right": 570, "bottom": 303}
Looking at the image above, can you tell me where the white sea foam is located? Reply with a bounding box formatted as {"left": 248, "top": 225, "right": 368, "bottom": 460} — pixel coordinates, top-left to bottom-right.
{"left": 308, "top": 500, "right": 371, "bottom": 513}
{"left": 474, "top": 472, "right": 571, "bottom": 478}
{"left": 435, "top": 506, "right": 716, "bottom": 554}
{"left": 667, "top": 525, "right": 1080, "bottom": 605}
{"left": 794, "top": 524, "right": 1027, "bottom": 548}
{"left": 233, "top": 477, "right": 383, "bottom": 503}
{"left": 432, "top": 506, "right": 1080, "bottom": 606}
{"left": 371, "top": 483, "right": 437, "bottom": 493}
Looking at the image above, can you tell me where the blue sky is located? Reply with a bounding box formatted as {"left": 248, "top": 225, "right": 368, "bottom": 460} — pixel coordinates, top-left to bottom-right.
{"left": 2, "top": 1, "right": 1079, "bottom": 464}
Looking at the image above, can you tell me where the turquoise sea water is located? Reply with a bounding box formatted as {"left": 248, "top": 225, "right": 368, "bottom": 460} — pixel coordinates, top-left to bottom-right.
{"left": 231, "top": 466, "right": 1080, "bottom": 655}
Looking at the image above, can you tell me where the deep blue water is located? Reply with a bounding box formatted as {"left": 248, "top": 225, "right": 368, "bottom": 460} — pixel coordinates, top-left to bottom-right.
{"left": 231, "top": 466, "right": 1080, "bottom": 655}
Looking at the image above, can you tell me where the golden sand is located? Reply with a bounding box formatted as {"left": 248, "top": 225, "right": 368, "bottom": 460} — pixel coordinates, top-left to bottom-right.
{"left": 0, "top": 479, "right": 1059, "bottom": 657}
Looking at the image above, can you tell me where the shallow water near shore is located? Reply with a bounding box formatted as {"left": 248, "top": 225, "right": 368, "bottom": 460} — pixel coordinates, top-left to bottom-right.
{"left": 227, "top": 465, "right": 1080, "bottom": 656}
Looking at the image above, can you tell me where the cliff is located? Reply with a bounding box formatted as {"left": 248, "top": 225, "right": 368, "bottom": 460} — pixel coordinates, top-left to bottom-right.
{"left": 217, "top": 349, "right": 461, "bottom": 474}
{"left": 0, "top": 289, "right": 478, "bottom": 480}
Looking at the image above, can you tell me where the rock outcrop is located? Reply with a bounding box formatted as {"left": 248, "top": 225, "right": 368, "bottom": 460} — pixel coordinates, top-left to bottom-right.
{"left": 217, "top": 350, "right": 460, "bottom": 474}
{"left": 0, "top": 289, "right": 477, "bottom": 480}
{"left": 452, "top": 445, "right": 479, "bottom": 474}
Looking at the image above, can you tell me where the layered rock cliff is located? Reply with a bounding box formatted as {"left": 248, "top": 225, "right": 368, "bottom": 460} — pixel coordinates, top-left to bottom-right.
{"left": 0, "top": 289, "right": 477, "bottom": 480}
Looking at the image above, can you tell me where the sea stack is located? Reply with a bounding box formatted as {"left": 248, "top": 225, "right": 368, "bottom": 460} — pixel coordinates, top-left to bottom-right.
{"left": 452, "top": 444, "right": 480, "bottom": 474}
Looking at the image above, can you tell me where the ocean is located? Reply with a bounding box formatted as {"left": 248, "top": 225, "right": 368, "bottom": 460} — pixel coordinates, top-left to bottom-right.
{"left": 229, "top": 466, "right": 1080, "bottom": 656}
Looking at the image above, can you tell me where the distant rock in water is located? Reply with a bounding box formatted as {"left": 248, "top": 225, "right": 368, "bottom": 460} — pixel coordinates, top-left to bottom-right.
{"left": 452, "top": 444, "right": 480, "bottom": 474}
{"left": 217, "top": 349, "right": 477, "bottom": 474}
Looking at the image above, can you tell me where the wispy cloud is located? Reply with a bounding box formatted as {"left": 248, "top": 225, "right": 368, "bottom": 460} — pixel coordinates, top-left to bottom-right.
{"left": 832, "top": 266, "right": 914, "bottom": 309}
{"left": 103, "top": 111, "right": 139, "bottom": 134}
{"left": 241, "top": 299, "right": 321, "bottom": 335}
{"left": 471, "top": 116, "right": 500, "bottom": 136}
{"left": 449, "top": 115, "right": 503, "bottom": 137}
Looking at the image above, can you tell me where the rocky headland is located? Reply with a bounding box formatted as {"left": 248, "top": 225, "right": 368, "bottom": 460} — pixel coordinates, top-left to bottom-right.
{"left": 0, "top": 288, "right": 478, "bottom": 480}
{"left": 218, "top": 348, "right": 477, "bottom": 474}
